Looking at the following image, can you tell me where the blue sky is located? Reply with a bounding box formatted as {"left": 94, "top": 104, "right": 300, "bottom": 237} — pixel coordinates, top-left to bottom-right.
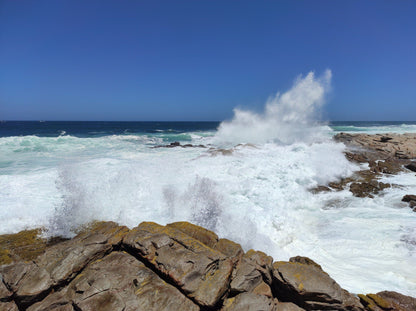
{"left": 0, "top": 0, "right": 415, "bottom": 121}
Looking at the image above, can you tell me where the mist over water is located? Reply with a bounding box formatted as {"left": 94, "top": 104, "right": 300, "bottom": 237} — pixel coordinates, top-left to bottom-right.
{"left": 1, "top": 72, "right": 416, "bottom": 296}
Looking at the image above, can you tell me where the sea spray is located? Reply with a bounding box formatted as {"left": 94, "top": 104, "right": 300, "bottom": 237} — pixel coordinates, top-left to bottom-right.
{"left": 1, "top": 79, "right": 416, "bottom": 296}
{"left": 215, "top": 70, "right": 332, "bottom": 145}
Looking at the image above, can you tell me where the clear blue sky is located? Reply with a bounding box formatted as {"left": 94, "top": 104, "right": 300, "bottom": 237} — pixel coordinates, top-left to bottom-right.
{"left": 0, "top": 0, "right": 415, "bottom": 121}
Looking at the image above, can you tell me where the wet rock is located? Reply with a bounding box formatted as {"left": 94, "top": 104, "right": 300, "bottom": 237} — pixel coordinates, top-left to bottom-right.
{"left": 349, "top": 181, "right": 390, "bottom": 198}
{"left": 123, "top": 222, "right": 234, "bottom": 307}
{"left": 405, "top": 162, "right": 416, "bottom": 172}
{"left": 222, "top": 292, "right": 304, "bottom": 311}
{"left": 358, "top": 291, "right": 416, "bottom": 311}
{"left": 152, "top": 142, "right": 206, "bottom": 149}
{"left": 402, "top": 194, "right": 416, "bottom": 202}
{"left": 272, "top": 258, "right": 364, "bottom": 310}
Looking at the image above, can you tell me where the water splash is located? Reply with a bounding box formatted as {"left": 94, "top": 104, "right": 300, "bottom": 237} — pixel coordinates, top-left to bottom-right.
{"left": 215, "top": 70, "right": 332, "bottom": 145}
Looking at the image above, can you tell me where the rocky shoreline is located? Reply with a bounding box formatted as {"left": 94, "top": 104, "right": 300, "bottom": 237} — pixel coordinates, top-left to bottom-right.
{"left": 0, "top": 221, "right": 415, "bottom": 311}
{"left": 314, "top": 133, "right": 416, "bottom": 209}
{"left": 1, "top": 133, "right": 416, "bottom": 311}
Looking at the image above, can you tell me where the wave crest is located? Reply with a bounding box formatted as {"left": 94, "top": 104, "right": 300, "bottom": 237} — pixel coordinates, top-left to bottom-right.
{"left": 215, "top": 70, "right": 332, "bottom": 145}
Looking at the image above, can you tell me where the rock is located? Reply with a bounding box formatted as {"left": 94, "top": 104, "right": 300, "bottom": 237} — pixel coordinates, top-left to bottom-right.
{"left": 214, "top": 238, "right": 244, "bottom": 261}
{"left": 167, "top": 221, "right": 219, "bottom": 249}
{"left": 374, "top": 159, "right": 402, "bottom": 174}
{"left": 289, "top": 256, "right": 322, "bottom": 270}
{"left": 272, "top": 259, "right": 364, "bottom": 310}
{"left": 0, "top": 229, "right": 48, "bottom": 265}
{"left": 402, "top": 194, "right": 416, "bottom": 202}
{"left": 152, "top": 142, "right": 206, "bottom": 149}
{"left": 28, "top": 252, "right": 199, "bottom": 311}
{"left": 359, "top": 291, "right": 416, "bottom": 311}
{"left": 349, "top": 181, "right": 390, "bottom": 198}
{"left": 222, "top": 293, "right": 304, "bottom": 311}
{"left": 0, "top": 221, "right": 128, "bottom": 308}
{"left": 0, "top": 301, "right": 19, "bottom": 311}
{"left": 123, "top": 222, "right": 234, "bottom": 307}
{"left": 230, "top": 250, "right": 273, "bottom": 296}
{"left": 405, "top": 162, "right": 416, "bottom": 172}
{"left": 380, "top": 136, "right": 393, "bottom": 142}
{"left": 0, "top": 276, "right": 13, "bottom": 301}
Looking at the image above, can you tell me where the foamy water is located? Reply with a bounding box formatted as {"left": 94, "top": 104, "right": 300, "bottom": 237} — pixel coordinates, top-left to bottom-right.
{"left": 1, "top": 72, "right": 416, "bottom": 296}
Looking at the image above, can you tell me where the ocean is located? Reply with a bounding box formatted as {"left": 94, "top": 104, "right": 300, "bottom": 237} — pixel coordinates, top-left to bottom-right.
{"left": 1, "top": 72, "right": 416, "bottom": 297}
{"left": 1, "top": 120, "right": 416, "bottom": 297}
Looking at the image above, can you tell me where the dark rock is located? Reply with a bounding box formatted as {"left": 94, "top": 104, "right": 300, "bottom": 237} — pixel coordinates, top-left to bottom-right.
{"left": 380, "top": 136, "right": 392, "bottom": 142}
{"left": 405, "top": 162, "right": 416, "bottom": 172}
{"left": 272, "top": 259, "right": 364, "bottom": 310}
{"left": 310, "top": 185, "right": 331, "bottom": 194}
{"left": 402, "top": 194, "right": 416, "bottom": 202}
{"left": 349, "top": 181, "right": 390, "bottom": 198}
{"left": 123, "top": 221, "right": 234, "bottom": 307}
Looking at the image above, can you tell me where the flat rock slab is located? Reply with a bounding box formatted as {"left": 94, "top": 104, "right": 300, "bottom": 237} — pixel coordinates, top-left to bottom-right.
{"left": 334, "top": 133, "right": 416, "bottom": 160}
{"left": 27, "top": 252, "right": 199, "bottom": 311}
{"left": 123, "top": 221, "right": 234, "bottom": 308}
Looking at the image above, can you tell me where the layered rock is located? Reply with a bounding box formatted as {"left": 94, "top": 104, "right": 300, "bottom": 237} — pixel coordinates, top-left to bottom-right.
{"left": 1, "top": 221, "right": 415, "bottom": 311}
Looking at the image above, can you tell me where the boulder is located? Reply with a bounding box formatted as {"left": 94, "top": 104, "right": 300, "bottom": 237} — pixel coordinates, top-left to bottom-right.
{"left": 123, "top": 222, "right": 234, "bottom": 307}
{"left": 0, "top": 222, "right": 128, "bottom": 308}
{"left": 272, "top": 258, "right": 364, "bottom": 310}
{"left": 358, "top": 291, "right": 416, "bottom": 311}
